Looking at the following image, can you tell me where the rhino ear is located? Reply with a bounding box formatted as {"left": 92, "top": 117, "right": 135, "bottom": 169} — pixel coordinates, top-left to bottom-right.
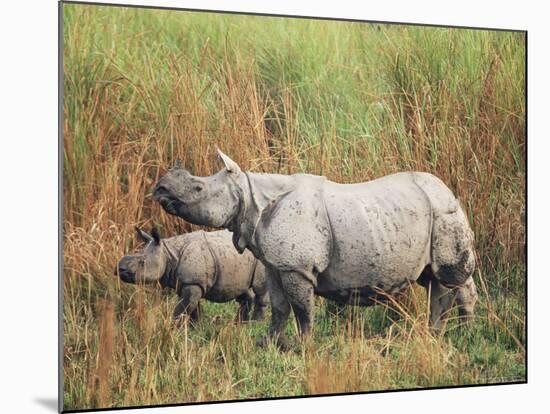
{"left": 135, "top": 227, "right": 153, "bottom": 243}
{"left": 151, "top": 226, "right": 161, "bottom": 245}
{"left": 216, "top": 147, "right": 242, "bottom": 175}
{"left": 173, "top": 159, "right": 183, "bottom": 170}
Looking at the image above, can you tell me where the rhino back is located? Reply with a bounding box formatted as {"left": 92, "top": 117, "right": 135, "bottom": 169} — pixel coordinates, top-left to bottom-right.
{"left": 318, "top": 172, "right": 433, "bottom": 293}
{"left": 174, "top": 232, "right": 217, "bottom": 294}
{"left": 202, "top": 230, "right": 257, "bottom": 302}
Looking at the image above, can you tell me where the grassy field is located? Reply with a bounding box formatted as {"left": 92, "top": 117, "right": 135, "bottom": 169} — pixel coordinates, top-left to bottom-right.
{"left": 62, "top": 3, "right": 526, "bottom": 411}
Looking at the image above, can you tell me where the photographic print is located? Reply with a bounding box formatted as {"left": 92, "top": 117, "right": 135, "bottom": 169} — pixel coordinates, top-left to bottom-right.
{"left": 61, "top": 2, "right": 526, "bottom": 411}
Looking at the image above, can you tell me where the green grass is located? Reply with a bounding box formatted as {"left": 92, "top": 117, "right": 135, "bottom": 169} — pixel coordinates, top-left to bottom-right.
{"left": 62, "top": 3, "right": 525, "bottom": 410}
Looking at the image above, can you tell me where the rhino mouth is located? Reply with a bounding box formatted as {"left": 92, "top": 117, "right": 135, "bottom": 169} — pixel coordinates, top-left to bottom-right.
{"left": 153, "top": 185, "right": 187, "bottom": 217}
{"left": 119, "top": 272, "right": 136, "bottom": 284}
{"left": 115, "top": 267, "right": 136, "bottom": 284}
{"left": 156, "top": 195, "right": 181, "bottom": 215}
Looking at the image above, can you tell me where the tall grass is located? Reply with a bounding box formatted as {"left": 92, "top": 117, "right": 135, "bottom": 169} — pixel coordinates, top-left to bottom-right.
{"left": 62, "top": 4, "right": 526, "bottom": 410}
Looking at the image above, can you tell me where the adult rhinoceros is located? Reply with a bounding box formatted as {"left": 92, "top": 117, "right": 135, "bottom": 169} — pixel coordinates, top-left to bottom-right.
{"left": 153, "top": 150, "right": 478, "bottom": 348}
{"left": 116, "top": 226, "right": 268, "bottom": 323}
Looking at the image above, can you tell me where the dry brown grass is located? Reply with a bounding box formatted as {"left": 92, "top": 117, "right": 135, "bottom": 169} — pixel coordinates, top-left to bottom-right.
{"left": 89, "top": 299, "right": 116, "bottom": 407}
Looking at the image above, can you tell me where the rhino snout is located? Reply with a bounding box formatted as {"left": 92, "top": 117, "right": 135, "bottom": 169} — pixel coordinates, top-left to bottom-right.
{"left": 116, "top": 257, "right": 137, "bottom": 284}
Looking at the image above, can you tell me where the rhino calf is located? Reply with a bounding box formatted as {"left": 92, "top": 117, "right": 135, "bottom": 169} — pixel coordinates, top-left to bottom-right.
{"left": 116, "top": 227, "right": 268, "bottom": 323}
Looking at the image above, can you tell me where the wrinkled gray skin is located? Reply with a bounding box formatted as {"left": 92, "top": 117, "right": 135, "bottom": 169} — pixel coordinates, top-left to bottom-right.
{"left": 116, "top": 227, "right": 268, "bottom": 323}
{"left": 153, "top": 150, "right": 478, "bottom": 348}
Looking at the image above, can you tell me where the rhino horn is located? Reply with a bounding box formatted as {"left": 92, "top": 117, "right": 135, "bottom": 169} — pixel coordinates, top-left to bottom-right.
{"left": 173, "top": 159, "right": 183, "bottom": 170}
{"left": 216, "top": 147, "right": 241, "bottom": 174}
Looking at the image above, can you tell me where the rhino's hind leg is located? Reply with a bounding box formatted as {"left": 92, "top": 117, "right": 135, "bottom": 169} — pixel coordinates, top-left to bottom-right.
{"left": 173, "top": 285, "right": 202, "bottom": 326}
{"left": 280, "top": 271, "right": 315, "bottom": 338}
{"left": 236, "top": 292, "right": 253, "bottom": 322}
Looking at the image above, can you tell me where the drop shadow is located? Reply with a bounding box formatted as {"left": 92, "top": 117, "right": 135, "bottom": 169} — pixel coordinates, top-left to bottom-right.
{"left": 34, "top": 397, "right": 58, "bottom": 412}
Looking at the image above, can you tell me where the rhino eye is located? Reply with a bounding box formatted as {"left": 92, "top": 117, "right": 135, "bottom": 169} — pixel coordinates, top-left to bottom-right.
{"left": 194, "top": 185, "right": 203, "bottom": 192}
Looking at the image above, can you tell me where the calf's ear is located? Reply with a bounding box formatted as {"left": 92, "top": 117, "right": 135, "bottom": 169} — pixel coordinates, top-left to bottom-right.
{"left": 151, "top": 226, "right": 161, "bottom": 244}
{"left": 135, "top": 227, "right": 153, "bottom": 243}
{"left": 216, "top": 147, "right": 241, "bottom": 175}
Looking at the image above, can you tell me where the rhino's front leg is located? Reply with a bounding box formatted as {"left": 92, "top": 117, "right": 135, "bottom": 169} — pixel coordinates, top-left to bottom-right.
{"left": 257, "top": 268, "right": 291, "bottom": 350}
{"left": 251, "top": 289, "right": 269, "bottom": 321}
{"left": 173, "top": 285, "right": 203, "bottom": 325}
{"left": 280, "top": 271, "right": 315, "bottom": 338}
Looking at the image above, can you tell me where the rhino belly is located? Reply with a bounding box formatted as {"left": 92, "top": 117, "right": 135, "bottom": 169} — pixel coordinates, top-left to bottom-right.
{"left": 316, "top": 286, "right": 402, "bottom": 306}
{"left": 317, "top": 177, "right": 432, "bottom": 295}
